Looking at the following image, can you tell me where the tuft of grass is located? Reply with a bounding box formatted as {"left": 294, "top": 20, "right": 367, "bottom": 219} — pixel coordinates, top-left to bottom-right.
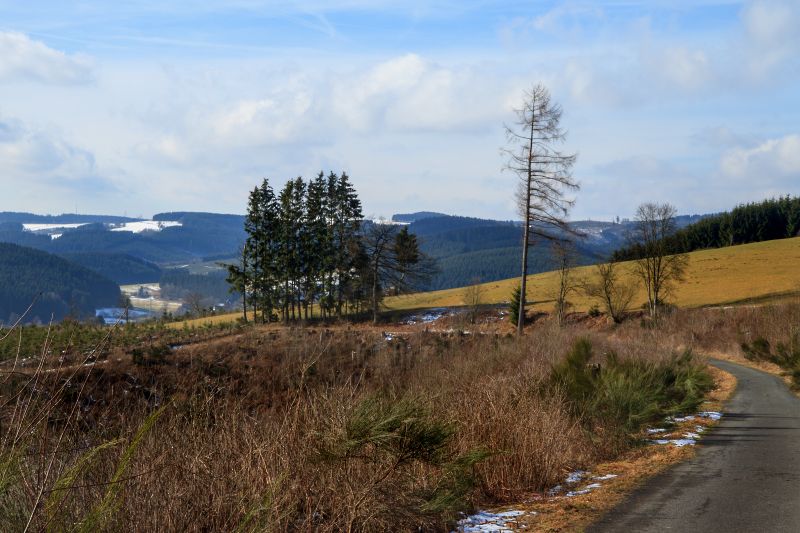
{"left": 742, "top": 333, "right": 800, "bottom": 388}
{"left": 316, "top": 395, "right": 490, "bottom": 530}
{"left": 550, "top": 339, "right": 714, "bottom": 448}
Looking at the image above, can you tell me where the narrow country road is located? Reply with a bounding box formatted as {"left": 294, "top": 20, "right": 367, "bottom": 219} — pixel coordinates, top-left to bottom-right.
{"left": 589, "top": 359, "right": 800, "bottom": 533}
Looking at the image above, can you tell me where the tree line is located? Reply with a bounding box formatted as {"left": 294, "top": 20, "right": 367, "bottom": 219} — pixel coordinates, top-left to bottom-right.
{"left": 613, "top": 195, "right": 800, "bottom": 261}
{"left": 226, "top": 172, "right": 431, "bottom": 323}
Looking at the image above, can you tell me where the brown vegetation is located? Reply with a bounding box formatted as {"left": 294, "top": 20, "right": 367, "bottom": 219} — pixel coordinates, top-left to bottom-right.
{"left": 4, "top": 302, "right": 796, "bottom": 531}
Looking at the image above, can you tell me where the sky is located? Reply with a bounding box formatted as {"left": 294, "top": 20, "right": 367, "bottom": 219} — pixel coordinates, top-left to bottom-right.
{"left": 0, "top": 0, "right": 799, "bottom": 221}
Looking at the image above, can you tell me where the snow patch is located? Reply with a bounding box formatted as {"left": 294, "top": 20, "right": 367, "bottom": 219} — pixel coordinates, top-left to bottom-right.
{"left": 22, "top": 223, "right": 87, "bottom": 232}
{"left": 456, "top": 509, "right": 530, "bottom": 532}
{"left": 110, "top": 220, "right": 182, "bottom": 233}
{"left": 593, "top": 474, "right": 618, "bottom": 481}
{"left": 699, "top": 411, "right": 722, "bottom": 421}
{"left": 50, "top": 233, "right": 62, "bottom": 240}
{"left": 652, "top": 438, "right": 696, "bottom": 447}
{"left": 647, "top": 428, "right": 666, "bottom": 434}
{"left": 668, "top": 415, "right": 696, "bottom": 423}
{"left": 566, "top": 483, "right": 602, "bottom": 497}
{"left": 405, "top": 309, "right": 449, "bottom": 325}
{"left": 371, "top": 219, "right": 410, "bottom": 226}
{"left": 565, "top": 470, "right": 587, "bottom": 484}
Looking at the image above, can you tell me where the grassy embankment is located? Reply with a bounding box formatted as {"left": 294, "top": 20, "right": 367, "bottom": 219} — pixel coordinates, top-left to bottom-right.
{"left": 172, "top": 237, "right": 800, "bottom": 328}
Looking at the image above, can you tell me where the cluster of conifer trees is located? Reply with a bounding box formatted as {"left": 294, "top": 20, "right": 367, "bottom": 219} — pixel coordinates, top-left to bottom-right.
{"left": 613, "top": 196, "right": 800, "bottom": 260}
{"left": 227, "top": 172, "right": 427, "bottom": 322}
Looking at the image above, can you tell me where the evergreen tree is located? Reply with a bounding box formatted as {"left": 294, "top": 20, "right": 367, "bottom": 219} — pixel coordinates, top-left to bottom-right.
{"left": 330, "top": 172, "right": 364, "bottom": 316}
{"left": 241, "top": 179, "right": 280, "bottom": 322}
{"left": 303, "top": 172, "right": 331, "bottom": 318}
{"left": 509, "top": 286, "right": 521, "bottom": 327}
{"left": 228, "top": 172, "right": 430, "bottom": 323}
{"left": 277, "top": 179, "right": 306, "bottom": 321}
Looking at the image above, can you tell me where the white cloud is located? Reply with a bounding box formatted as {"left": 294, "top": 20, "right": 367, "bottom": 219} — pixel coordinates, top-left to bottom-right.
{"left": 657, "top": 47, "right": 712, "bottom": 91}
{"left": 740, "top": 0, "right": 800, "bottom": 81}
{"left": 133, "top": 53, "right": 510, "bottom": 169}
{"left": 0, "top": 115, "right": 106, "bottom": 190}
{"left": 531, "top": 5, "right": 604, "bottom": 34}
{"left": 720, "top": 134, "right": 800, "bottom": 180}
{"left": 743, "top": 0, "right": 797, "bottom": 46}
{"left": 0, "top": 31, "right": 93, "bottom": 84}
{"left": 212, "top": 91, "right": 314, "bottom": 143}
{"left": 331, "top": 54, "right": 510, "bottom": 133}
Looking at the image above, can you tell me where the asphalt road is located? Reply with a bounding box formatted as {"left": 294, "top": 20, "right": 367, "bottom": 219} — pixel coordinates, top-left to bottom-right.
{"left": 589, "top": 359, "right": 800, "bottom": 533}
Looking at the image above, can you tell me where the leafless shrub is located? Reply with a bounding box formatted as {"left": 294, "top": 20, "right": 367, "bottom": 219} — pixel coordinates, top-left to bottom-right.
{"left": 583, "top": 261, "right": 638, "bottom": 323}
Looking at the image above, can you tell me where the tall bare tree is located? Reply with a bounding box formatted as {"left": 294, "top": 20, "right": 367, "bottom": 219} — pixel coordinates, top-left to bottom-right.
{"left": 631, "top": 202, "right": 689, "bottom": 317}
{"left": 503, "top": 84, "right": 579, "bottom": 334}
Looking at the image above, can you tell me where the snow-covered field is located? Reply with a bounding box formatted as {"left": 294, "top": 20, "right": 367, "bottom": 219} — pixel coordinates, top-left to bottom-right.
{"left": 22, "top": 223, "right": 88, "bottom": 232}
{"left": 110, "top": 220, "right": 182, "bottom": 233}
{"left": 21, "top": 220, "right": 182, "bottom": 235}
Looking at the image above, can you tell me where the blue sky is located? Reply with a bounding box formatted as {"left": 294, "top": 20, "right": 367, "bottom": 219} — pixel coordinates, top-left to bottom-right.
{"left": 0, "top": 0, "right": 798, "bottom": 220}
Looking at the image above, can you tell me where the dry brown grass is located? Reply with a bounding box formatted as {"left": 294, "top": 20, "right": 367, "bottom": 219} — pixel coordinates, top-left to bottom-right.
{"left": 2, "top": 303, "right": 774, "bottom": 532}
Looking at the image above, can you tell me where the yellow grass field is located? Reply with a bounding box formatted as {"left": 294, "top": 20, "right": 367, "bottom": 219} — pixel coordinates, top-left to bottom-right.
{"left": 386, "top": 236, "right": 800, "bottom": 312}
{"left": 172, "top": 237, "right": 800, "bottom": 328}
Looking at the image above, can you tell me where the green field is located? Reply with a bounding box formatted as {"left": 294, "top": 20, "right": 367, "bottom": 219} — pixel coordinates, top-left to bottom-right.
{"left": 171, "top": 237, "right": 800, "bottom": 327}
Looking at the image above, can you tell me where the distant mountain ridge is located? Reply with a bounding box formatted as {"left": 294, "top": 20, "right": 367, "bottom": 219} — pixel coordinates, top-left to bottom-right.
{"left": 0, "top": 212, "right": 139, "bottom": 225}
{"left": 391, "top": 211, "right": 448, "bottom": 223}
{"left": 0, "top": 209, "right": 709, "bottom": 293}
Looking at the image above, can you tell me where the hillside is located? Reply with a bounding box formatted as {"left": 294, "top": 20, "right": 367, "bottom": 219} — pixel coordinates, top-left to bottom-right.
{"left": 59, "top": 252, "right": 162, "bottom": 285}
{"left": 614, "top": 196, "right": 799, "bottom": 261}
{"left": 0, "top": 243, "right": 121, "bottom": 324}
{"left": 174, "top": 236, "right": 800, "bottom": 329}
{"left": 0, "top": 211, "right": 247, "bottom": 273}
{"left": 409, "top": 214, "right": 705, "bottom": 290}
{"left": 385, "top": 236, "right": 800, "bottom": 312}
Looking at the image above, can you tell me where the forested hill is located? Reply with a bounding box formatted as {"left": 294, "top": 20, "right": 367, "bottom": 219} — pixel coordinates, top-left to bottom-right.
{"left": 408, "top": 213, "right": 707, "bottom": 291}
{"left": 0, "top": 212, "right": 137, "bottom": 225}
{"left": 391, "top": 211, "right": 447, "bottom": 223}
{"left": 613, "top": 196, "right": 800, "bottom": 261}
{"left": 0, "top": 243, "right": 120, "bottom": 325}
{"left": 59, "top": 252, "right": 162, "bottom": 285}
{"left": 409, "top": 215, "right": 616, "bottom": 290}
{"left": 0, "top": 212, "right": 247, "bottom": 266}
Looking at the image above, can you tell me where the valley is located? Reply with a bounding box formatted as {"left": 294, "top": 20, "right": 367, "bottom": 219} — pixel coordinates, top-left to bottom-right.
{"left": 3, "top": 3, "right": 800, "bottom": 530}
